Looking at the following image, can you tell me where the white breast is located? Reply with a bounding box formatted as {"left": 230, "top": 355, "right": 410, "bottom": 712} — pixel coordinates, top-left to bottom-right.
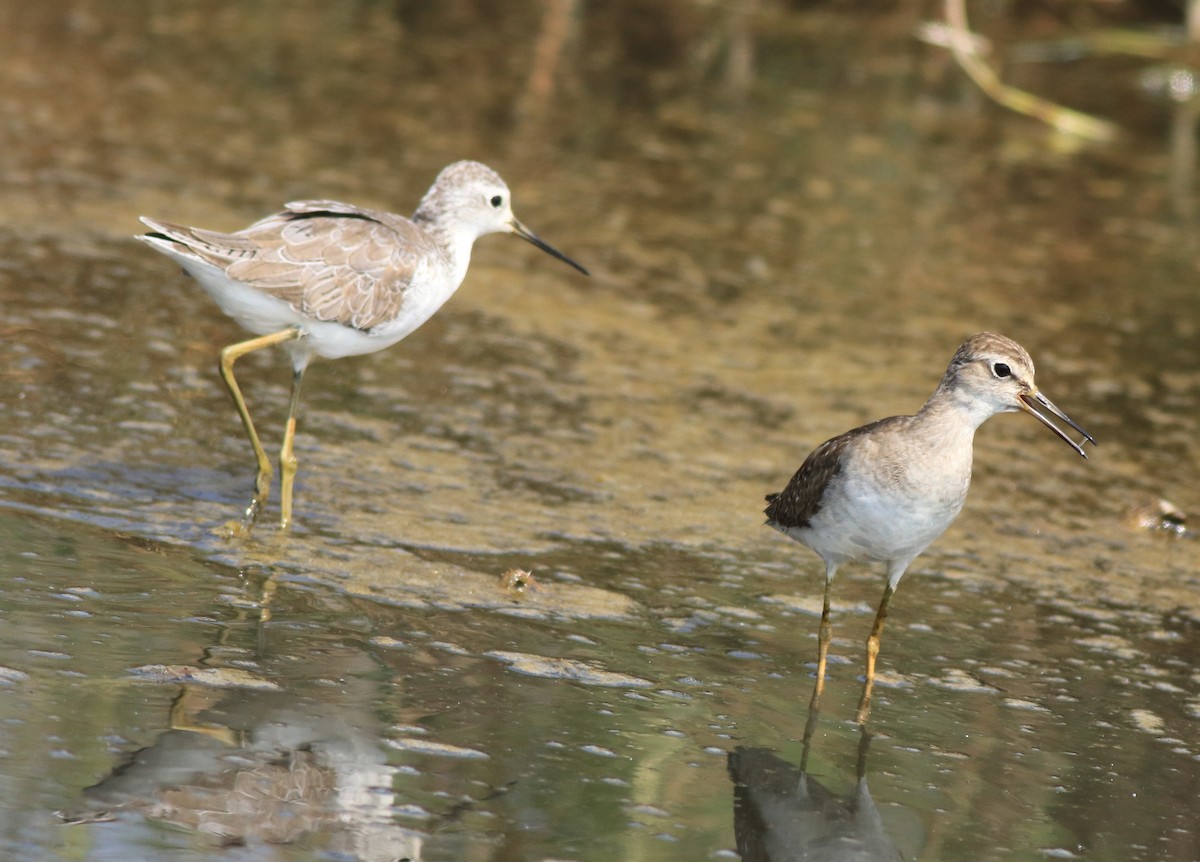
{"left": 175, "top": 248, "right": 464, "bottom": 364}
{"left": 790, "top": 433, "right": 973, "bottom": 571}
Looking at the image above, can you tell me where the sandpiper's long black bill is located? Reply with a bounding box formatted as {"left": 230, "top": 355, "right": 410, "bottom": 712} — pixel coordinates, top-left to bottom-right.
{"left": 511, "top": 218, "right": 590, "bottom": 276}
{"left": 1019, "top": 390, "right": 1096, "bottom": 459}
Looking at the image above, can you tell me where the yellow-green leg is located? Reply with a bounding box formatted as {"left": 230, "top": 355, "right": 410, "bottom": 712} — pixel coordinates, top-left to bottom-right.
{"left": 809, "top": 583, "right": 833, "bottom": 711}
{"left": 855, "top": 582, "right": 894, "bottom": 725}
{"left": 278, "top": 365, "right": 306, "bottom": 530}
{"left": 217, "top": 328, "right": 302, "bottom": 535}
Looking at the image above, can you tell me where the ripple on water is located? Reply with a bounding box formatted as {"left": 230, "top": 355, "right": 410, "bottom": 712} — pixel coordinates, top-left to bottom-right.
{"left": 1128, "top": 708, "right": 1166, "bottom": 735}
{"left": 0, "top": 666, "right": 30, "bottom": 685}
{"left": 926, "top": 667, "right": 1000, "bottom": 694}
{"left": 127, "top": 664, "right": 280, "bottom": 690}
{"left": 484, "top": 650, "right": 654, "bottom": 688}
{"left": 385, "top": 736, "right": 489, "bottom": 760}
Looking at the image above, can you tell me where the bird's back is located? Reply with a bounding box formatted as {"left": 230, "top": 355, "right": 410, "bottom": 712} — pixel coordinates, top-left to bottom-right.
{"left": 140, "top": 202, "right": 449, "bottom": 334}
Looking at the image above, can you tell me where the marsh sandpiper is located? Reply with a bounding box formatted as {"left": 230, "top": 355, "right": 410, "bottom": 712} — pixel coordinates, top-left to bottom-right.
{"left": 140, "top": 160, "right": 588, "bottom": 534}
{"left": 764, "top": 332, "right": 1095, "bottom": 723}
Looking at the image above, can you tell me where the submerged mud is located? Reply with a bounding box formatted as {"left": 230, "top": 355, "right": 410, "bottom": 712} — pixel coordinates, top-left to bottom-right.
{"left": 0, "top": 3, "right": 1197, "bottom": 861}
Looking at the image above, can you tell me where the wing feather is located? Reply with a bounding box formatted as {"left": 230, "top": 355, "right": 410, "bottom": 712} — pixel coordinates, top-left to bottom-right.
{"left": 765, "top": 417, "right": 901, "bottom": 529}
{"left": 148, "top": 203, "right": 445, "bottom": 331}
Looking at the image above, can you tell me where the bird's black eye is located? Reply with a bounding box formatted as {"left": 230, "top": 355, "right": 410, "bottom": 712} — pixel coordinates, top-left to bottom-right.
{"left": 992, "top": 362, "right": 1011, "bottom": 379}
{"left": 490, "top": 195, "right": 503, "bottom": 208}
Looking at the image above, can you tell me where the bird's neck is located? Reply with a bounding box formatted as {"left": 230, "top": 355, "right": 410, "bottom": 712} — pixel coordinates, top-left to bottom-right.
{"left": 913, "top": 382, "right": 991, "bottom": 443}
{"left": 413, "top": 209, "right": 479, "bottom": 285}
{"left": 904, "top": 387, "right": 980, "bottom": 491}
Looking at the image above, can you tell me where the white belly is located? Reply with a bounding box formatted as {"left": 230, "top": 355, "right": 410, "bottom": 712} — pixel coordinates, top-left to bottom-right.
{"left": 783, "top": 443, "right": 972, "bottom": 575}
{"left": 178, "top": 254, "right": 458, "bottom": 364}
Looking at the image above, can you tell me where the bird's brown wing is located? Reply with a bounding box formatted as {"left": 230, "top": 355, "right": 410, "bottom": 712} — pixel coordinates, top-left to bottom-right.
{"left": 764, "top": 417, "right": 900, "bottom": 529}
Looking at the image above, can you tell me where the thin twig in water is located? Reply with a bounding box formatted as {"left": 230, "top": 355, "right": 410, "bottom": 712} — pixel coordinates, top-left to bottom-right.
{"left": 941, "top": 0, "right": 1119, "bottom": 143}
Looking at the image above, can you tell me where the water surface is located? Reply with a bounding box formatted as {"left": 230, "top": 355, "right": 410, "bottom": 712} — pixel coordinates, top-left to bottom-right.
{"left": 0, "top": 3, "right": 1197, "bottom": 860}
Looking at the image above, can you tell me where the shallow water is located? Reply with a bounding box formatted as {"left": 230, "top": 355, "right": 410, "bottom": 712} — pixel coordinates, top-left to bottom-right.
{"left": 0, "top": 2, "right": 1198, "bottom": 860}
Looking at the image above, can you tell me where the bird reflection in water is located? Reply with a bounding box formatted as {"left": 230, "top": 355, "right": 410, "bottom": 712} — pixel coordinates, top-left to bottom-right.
{"left": 728, "top": 709, "right": 921, "bottom": 862}
{"left": 60, "top": 685, "right": 423, "bottom": 860}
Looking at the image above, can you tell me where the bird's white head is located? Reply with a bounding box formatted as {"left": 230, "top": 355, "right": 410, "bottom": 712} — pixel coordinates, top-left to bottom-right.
{"left": 415, "top": 160, "right": 588, "bottom": 275}
{"left": 415, "top": 161, "right": 514, "bottom": 237}
{"left": 941, "top": 332, "right": 1095, "bottom": 457}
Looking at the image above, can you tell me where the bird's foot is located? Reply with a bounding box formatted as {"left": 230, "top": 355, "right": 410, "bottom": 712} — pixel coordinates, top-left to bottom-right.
{"left": 213, "top": 498, "right": 264, "bottom": 539}
{"left": 214, "top": 519, "right": 252, "bottom": 540}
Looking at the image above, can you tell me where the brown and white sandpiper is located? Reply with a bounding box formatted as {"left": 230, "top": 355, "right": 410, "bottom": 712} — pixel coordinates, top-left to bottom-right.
{"left": 139, "top": 161, "right": 588, "bottom": 534}
{"left": 765, "top": 332, "right": 1095, "bottom": 723}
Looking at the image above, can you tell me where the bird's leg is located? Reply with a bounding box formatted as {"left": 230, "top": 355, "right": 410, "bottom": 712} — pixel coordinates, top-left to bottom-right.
{"left": 809, "top": 583, "right": 833, "bottom": 711}
{"left": 855, "top": 582, "right": 895, "bottom": 725}
{"left": 167, "top": 687, "right": 238, "bottom": 746}
{"left": 855, "top": 722, "right": 874, "bottom": 781}
{"left": 799, "top": 699, "right": 822, "bottom": 773}
{"left": 217, "top": 328, "right": 303, "bottom": 535}
{"left": 278, "top": 364, "right": 306, "bottom": 530}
